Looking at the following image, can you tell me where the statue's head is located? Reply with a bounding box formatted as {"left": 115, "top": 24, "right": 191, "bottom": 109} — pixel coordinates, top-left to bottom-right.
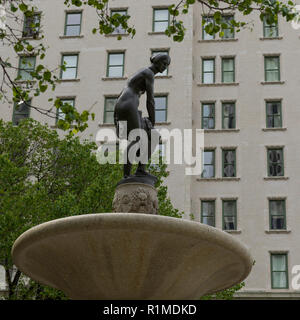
{"left": 150, "top": 53, "right": 171, "bottom": 74}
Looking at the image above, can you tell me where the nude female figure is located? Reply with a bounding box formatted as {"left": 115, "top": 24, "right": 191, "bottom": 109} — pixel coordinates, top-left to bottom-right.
{"left": 114, "top": 53, "right": 171, "bottom": 180}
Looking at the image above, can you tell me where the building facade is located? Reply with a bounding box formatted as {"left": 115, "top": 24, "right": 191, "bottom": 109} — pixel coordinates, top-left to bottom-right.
{"left": 1, "top": 0, "right": 300, "bottom": 299}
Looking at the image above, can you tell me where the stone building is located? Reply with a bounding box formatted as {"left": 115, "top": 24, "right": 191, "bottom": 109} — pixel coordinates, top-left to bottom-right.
{"left": 1, "top": 0, "right": 300, "bottom": 299}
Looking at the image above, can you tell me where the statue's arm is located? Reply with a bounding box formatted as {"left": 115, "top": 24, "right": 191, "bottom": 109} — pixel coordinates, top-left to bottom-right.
{"left": 145, "top": 73, "right": 155, "bottom": 126}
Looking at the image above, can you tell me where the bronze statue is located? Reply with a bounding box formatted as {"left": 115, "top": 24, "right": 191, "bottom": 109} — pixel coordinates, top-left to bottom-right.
{"left": 114, "top": 53, "right": 171, "bottom": 186}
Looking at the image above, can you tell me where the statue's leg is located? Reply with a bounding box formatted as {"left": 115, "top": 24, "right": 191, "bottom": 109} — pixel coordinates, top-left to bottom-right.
{"left": 124, "top": 138, "right": 139, "bottom": 177}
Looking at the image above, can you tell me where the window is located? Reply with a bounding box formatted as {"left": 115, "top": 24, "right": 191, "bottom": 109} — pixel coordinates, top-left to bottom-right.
{"left": 269, "top": 200, "right": 286, "bottom": 230}
{"left": 154, "top": 96, "right": 167, "bottom": 122}
{"left": 153, "top": 8, "right": 169, "bottom": 32}
{"left": 265, "top": 56, "right": 280, "bottom": 82}
{"left": 201, "top": 201, "right": 215, "bottom": 227}
{"left": 111, "top": 9, "right": 127, "bottom": 34}
{"left": 222, "top": 57, "right": 235, "bottom": 83}
{"left": 18, "top": 56, "right": 36, "bottom": 80}
{"left": 107, "top": 52, "right": 124, "bottom": 78}
{"left": 56, "top": 98, "right": 75, "bottom": 124}
{"left": 23, "top": 13, "right": 41, "bottom": 38}
{"left": 222, "top": 102, "right": 236, "bottom": 129}
{"left": 151, "top": 142, "right": 166, "bottom": 168}
{"left": 152, "top": 50, "right": 169, "bottom": 76}
{"left": 64, "top": 12, "right": 82, "bottom": 36}
{"left": 202, "top": 59, "right": 215, "bottom": 84}
{"left": 12, "top": 100, "right": 31, "bottom": 125}
{"left": 263, "top": 17, "right": 278, "bottom": 38}
{"left": 202, "top": 16, "right": 215, "bottom": 40}
{"left": 223, "top": 200, "right": 237, "bottom": 230}
{"left": 266, "top": 101, "right": 282, "bottom": 128}
{"left": 202, "top": 103, "right": 215, "bottom": 129}
{"left": 61, "top": 54, "right": 78, "bottom": 79}
{"left": 221, "top": 15, "right": 234, "bottom": 39}
{"left": 267, "top": 148, "right": 284, "bottom": 177}
{"left": 104, "top": 97, "right": 117, "bottom": 124}
{"left": 202, "top": 150, "right": 215, "bottom": 178}
{"left": 271, "top": 253, "right": 288, "bottom": 289}
{"left": 222, "top": 149, "right": 236, "bottom": 177}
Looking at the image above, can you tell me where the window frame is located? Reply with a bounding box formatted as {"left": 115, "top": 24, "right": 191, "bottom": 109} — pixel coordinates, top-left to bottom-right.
{"left": 201, "top": 200, "right": 216, "bottom": 227}
{"left": 22, "top": 12, "right": 41, "bottom": 38}
{"left": 221, "top": 15, "right": 235, "bottom": 39}
{"left": 266, "top": 100, "right": 282, "bottom": 128}
{"left": 263, "top": 17, "right": 279, "bottom": 38}
{"left": 222, "top": 101, "right": 236, "bottom": 129}
{"left": 104, "top": 96, "right": 118, "bottom": 124}
{"left": 110, "top": 9, "right": 128, "bottom": 34}
{"left": 267, "top": 147, "right": 284, "bottom": 177}
{"left": 154, "top": 95, "right": 168, "bottom": 123}
{"left": 269, "top": 199, "right": 286, "bottom": 230}
{"left": 106, "top": 52, "right": 125, "bottom": 78}
{"left": 201, "top": 102, "right": 215, "bottom": 129}
{"left": 202, "top": 16, "right": 215, "bottom": 40}
{"left": 18, "top": 55, "right": 36, "bottom": 81}
{"left": 202, "top": 149, "right": 215, "bottom": 178}
{"left": 64, "top": 11, "right": 82, "bottom": 36}
{"left": 152, "top": 8, "right": 170, "bottom": 32}
{"left": 202, "top": 58, "right": 215, "bottom": 84}
{"left": 222, "top": 148, "right": 236, "bottom": 177}
{"left": 264, "top": 56, "right": 280, "bottom": 82}
{"left": 56, "top": 98, "right": 75, "bottom": 124}
{"left": 270, "top": 253, "right": 289, "bottom": 289}
{"left": 60, "top": 54, "right": 79, "bottom": 80}
{"left": 222, "top": 57, "right": 235, "bottom": 83}
{"left": 12, "top": 100, "right": 31, "bottom": 125}
{"left": 222, "top": 199, "right": 237, "bottom": 231}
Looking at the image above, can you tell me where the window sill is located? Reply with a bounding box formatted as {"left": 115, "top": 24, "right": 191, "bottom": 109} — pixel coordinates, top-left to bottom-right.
{"left": 204, "top": 129, "right": 240, "bottom": 133}
{"left": 265, "top": 230, "right": 291, "bottom": 234}
{"left": 59, "top": 35, "right": 84, "bottom": 39}
{"left": 15, "top": 80, "right": 36, "bottom": 84}
{"left": 21, "top": 36, "right": 43, "bottom": 41}
{"left": 198, "top": 38, "right": 238, "bottom": 43}
{"left": 197, "top": 177, "right": 240, "bottom": 182}
{"left": 105, "top": 33, "right": 129, "bottom": 38}
{"left": 50, "top": 125, "right": 75, "bottom": 129}
{"left": 197, "top": 82, "right": 239, "bottom": 87}
{"left": 261, "top": 81, "right": 285, "bottom": 85}
{"left": 58, "top": 78, "right": 80, "bottom": 83}
{"left": 102, "top": 77, "right": 128, "bottom": 81}
{"left": 155, "top": 75, "right": 172, "bottom": 79}
{"left": 259, "top": 36, "right": 283, "bottom": 40}
{"left": 225, "top": 230, "right": 241, "bottom": 234}
{"left": 148, "top": 32, "right": 167, "bottom": 35}
{"left": 98, "top": 122, "right": 171, "bottom": 127}
{"left": 264, "top": 176, "right": 289, "bottom": 180}
{"left": 262, "top": 127, "right": 287, "bottom": 132}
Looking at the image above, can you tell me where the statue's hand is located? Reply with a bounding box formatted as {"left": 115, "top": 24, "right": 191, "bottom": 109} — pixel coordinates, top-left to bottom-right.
{"left": 145, "top": 117, "right": 154, "bottom": 130}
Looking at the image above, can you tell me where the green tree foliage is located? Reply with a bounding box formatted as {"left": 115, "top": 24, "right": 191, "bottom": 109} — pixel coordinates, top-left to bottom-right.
{"left": 0, "top": 0, "right": 298, "bottom": 133}
{"left": 201, "top": 282, "right": 245, "bottom": 300}
{"left": 0, "top": 118, "right": 182, "bottom": 299}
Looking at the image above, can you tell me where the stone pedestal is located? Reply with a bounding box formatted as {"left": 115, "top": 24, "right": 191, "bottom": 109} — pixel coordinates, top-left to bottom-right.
{"left": 112, "top": 183, "right": 158, "bottom": 215}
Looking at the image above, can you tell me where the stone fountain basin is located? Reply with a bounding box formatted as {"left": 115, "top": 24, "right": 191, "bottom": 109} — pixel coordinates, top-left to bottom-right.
{"left": 12, "top": 213, "right": 253, "bottom": 300}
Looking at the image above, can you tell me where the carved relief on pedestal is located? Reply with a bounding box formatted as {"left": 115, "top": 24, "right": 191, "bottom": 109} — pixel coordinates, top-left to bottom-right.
{"left": 112, "top": 183, "right": 158, "bottom": 215}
